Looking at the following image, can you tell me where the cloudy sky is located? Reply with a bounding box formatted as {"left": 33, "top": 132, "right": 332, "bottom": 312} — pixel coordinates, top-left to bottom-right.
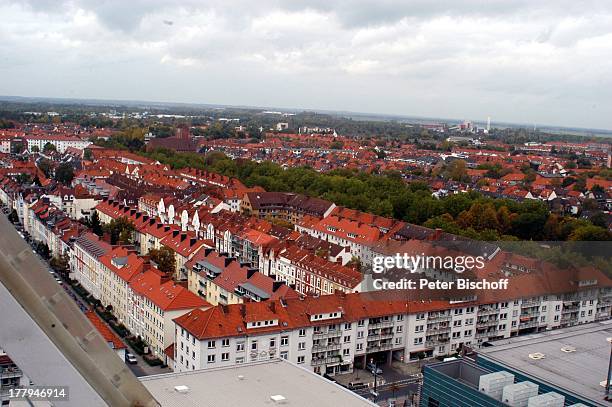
{"left": 1, "top": 0, "right": 611, "bottom": 129}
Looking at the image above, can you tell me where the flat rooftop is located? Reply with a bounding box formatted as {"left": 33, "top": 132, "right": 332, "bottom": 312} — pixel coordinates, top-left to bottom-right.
{"left": 478, "top": 321, "right": 612, "bottom": 405}
{"left": 140, "top": 359, "right": 376, "bottom": 407}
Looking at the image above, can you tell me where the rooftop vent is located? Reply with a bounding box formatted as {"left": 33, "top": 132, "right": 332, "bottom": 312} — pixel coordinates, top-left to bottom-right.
{"left": 174, "top": 385, "right": 190, "bottom": 393}
{"left": 270, "top": 395, "right": 287, "bottom": 404}
{"left": 528, "top": 352, "right": 545, "bottom": 360}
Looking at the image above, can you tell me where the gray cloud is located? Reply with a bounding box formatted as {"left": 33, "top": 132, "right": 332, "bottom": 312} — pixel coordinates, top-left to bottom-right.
{"left": 1, "top": 0, "right": 612, "bottom": 129}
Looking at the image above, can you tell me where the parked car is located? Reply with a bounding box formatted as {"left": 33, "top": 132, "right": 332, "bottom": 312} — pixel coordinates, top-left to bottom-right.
{"left": 366, "top": 363, "right": 383, "bottom": 375}
{"left": 125, "top": 353, "right": 138, "bottom": 364}
{"left": 348, "top": 382, "right": 368, "bottom": 390}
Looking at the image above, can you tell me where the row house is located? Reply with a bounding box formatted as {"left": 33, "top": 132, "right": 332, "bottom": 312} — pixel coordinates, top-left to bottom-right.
{"left": 241, "top": 192, "right": 336, "bottom": 224}
{"left": 296, "top": 215, "right": 384, "bottom": 268}
{"left": 43, "top": 185, "right": 100, "bottom": 220}
{"left": 184, "top": 248, "right": 298, "bottom": 305}
{"left": 160, "top": 229, "right": 212, "bottom": 279}
{"left": 260, "top": 244, "right": 362, "bottom": 296}
{"left": 84, "top": 246, "right": 210, "bottom": 362}
{"left": 27, "top": 199, "right": 82, "bottom": 258}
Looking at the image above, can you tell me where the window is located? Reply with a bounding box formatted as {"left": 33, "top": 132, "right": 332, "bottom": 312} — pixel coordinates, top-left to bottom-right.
{"left": 270, "top": 338, "right": 276, "bottom": 348}
{"left": 207, "top": 355, "right": 215, "bottom": 363}
{"left": 297, "top": 356, "right": 305, "bottom": 364}
{"left": 192, "top": 351, "right": 195, "bottom": 359}
{"left": 452, "top": 332, "right": 460, "bottom": 339}
{"left": 358, "top": 319, "right": 365, "bottom": 327}
{"left": 466, "top": 306, "right": 474, "bottom": 313}
{"left": 395, "top": 337, "right": 402, "bottom": 345}
{"left": 464, "top": 330, "right": 472, "bottom": 336}
{"left": 344, "top": 323, "right": 352, "bottom": 330}
{"left": 397, "top": 315, "right": 404, "bottom": 322}
{"left": 299, "top": 328, "right": 306, "bottom": 337}
{"left": 555, "top": 304, "right": 561, "bottom": 311}
{"left": 280, "top": 351, "right": 288, "bottom": 359}
{"left": 222, "top": 339, "right": 230, "bottom": 347}
{"left": 414, "top": 337, "right": 423, "bottom": 345}
{"left": 465, "top": 318, "right": 474, "bottom": 325}
{"left": 343, "top": 349, "right": 350, "bottom": 356}
{"left": 541, "top": 305, "right": 547, "bottom": 312}
{"left": 281, "top": 336, "right": 289, "bottom": 346}
{"left": 396, "top": 325, "right": 403, "bottom": 333}
{"left": 298, "top": 342, "right": 306, "bottom": 350}
{"left": 500, "top": 313, "right": 508, "bottom": 320}
{"left": 540, "top": 316, "right": 546, "bottom": 322}
{"left": 453, "top": 320, "right": 462, "bottom": 327}
{"left": 416, "top": 313, "right": 425, "bottom": 320}
{"left": 414, "top": 325, "right": 423, "bottom": 333}
{"left": 501, "top": 302, "right": 508, "bottom": 308}
{"left": 344, "top": 335, "right": 351, "bottom": 343}
{"left": 236, "top": 342, "right": 245, "bottom": 352}
{"left": 453, "top": 309, "right": 463, "bottom": 315}
{"left": 554, "top": 315, "right": 559, "bottom": 322}
{"left": 356, "top": 343, "right": 363, "bottom": 351}
{"left": 236, "top": 357, "right": 244, "bottom": 364}
{"left": 207, "top": 340, "right": 216, "bottom": 349}
{"left": 251, "top": 340, "right": 258, "bottom": 351}
{"left": 357, "top": 331, "right": 364, "bottom": 339}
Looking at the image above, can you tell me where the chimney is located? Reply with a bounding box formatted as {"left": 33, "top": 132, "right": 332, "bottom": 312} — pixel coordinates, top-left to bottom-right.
{"left": 432, "top": 228, "right": 442, "bottom": 240}
{"left": 272, "top": 281, "right": 284, "bottom": 292}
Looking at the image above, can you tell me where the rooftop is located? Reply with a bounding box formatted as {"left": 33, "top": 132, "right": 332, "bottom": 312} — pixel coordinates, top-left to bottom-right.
{"left": 478, "top": 321, "right": 612, "bottom": 405}
{"left": 140, "top": 359, "right": 375, "bottom": 407}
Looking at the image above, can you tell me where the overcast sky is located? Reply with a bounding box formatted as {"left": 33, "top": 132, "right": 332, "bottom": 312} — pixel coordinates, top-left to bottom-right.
{"left": 1, "top": 0, "right": 611, "bottom": 129}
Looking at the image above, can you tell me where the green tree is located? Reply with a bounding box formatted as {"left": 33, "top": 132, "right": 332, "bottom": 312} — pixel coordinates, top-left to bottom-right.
{"left": 569, "top": 225, "right": 612, "bottom": 241}
{"left": 54, "top": 162, "right": 75, "bottom": 185}
{"left": 148, "top": 246, "right": 176, "bottom": 274}
{"left": 104, "top": 217, "right": 135, "bottom": 245}
{"left": 89, "top": 211, "right": 103, "bottom": 236}
{"left": 8, "top": 209, "right": 19, "bottom": 223}
{"left": 43, "top": 142, "right": 57, "bottom": 153}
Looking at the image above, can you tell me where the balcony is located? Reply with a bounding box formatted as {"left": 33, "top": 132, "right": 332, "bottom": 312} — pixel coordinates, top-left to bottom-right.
{"left": 596, "top": 311, "right": 610, "bottom": 320}
{"left": 477, "top": 308, "right": 499, "bottom": 316}
{"left": 311, "top": 355, "right": 343, "bottom": 366}
{"left": 367, "top": 330, "right": 394, "bottom": 340}
{"left": 366, "top": 342, "right": 396, "bottom": 352}
{"left": 312, "top": 343, "right": 341, "bottom": 352}
{"left": 0, "top": 366, "right": 22, "bottom": 378}
{"left": 521, "top": 300, "right": 540, "bottom": 308}
{"left": 476, "top": 319, "right": 498, "bottom": 327}
{"left": 519, "top": 320, "right": 539, "bottom": 329}
{"left": 368, "top": 320, "right": 394, "bottom": 329}
{"left": 520, "top": 309, "right": 540, "bottom": 317}
{"left": 313, "top": 330, "right": 342, "bottom": 339}
{"left": 426, "top": 325, "right": 451, "bottom": 334}
{"left": 562, "top": 306, "right": 580, "bottom": 314}
{"left": 428, "top": 313, "right": 452, "bottom": 322}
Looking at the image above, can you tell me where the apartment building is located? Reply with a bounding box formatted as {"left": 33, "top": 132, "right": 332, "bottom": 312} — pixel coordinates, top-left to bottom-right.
{"left": 171, "top": 259, "right": 612, "bottom": 377}
{"left": 185, "top": 248, "right": 298, "bottom": 305}
{"left": 24, "top": 134, "right": 91, "bottom": 153}
{"left": 127, "top": 269, "right": 208, "bottom": 360}
{"left": 72, "top": 232, "right": 112, "bottom": 299}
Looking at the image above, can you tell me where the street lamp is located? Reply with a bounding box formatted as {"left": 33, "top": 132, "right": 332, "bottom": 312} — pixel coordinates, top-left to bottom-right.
{"left": 370, "top": 358, "right": 378, "bottom": 401}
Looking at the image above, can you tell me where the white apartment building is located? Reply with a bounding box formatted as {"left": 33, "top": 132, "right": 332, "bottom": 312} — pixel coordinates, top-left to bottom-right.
{"left": 172, "top": 278, "right": 612, "bottom": 376}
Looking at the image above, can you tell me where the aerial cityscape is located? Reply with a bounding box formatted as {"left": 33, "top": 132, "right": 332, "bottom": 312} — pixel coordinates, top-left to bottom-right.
{"left": 1, "top": 1, "right": 611, "bottom": 407}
